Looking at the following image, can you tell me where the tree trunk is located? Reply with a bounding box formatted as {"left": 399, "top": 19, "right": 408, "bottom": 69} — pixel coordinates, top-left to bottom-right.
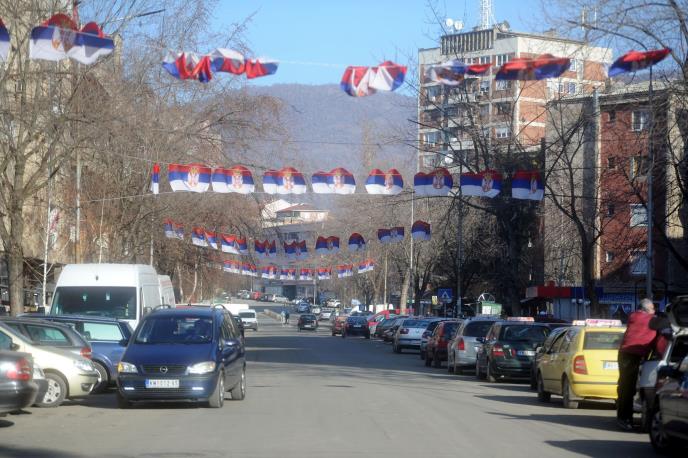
{"left": 581, "top": 245, "right": 601, "bottom": 317}
{"left": 399, "top": 268, "right": 410, "bottom": 314}
{"left": 8, "top": 190, "right": 26, "bottom": 317}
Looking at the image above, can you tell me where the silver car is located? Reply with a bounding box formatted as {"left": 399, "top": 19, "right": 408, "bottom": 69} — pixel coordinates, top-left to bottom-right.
{"left": 393, "top": 318, "right": 434, "bottom": 353}
{"left": 447, "top": 317, "right": 500, "bottom": 374}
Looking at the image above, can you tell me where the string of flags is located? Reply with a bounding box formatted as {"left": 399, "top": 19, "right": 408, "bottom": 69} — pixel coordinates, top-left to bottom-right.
{"left": 214, "top": 259, "right": 376, "bottom": 280}
{"left": 162, "top": 48, "right": 278, "bottom": 83}
{"left": 340, "top": 61, "right": 407, "bottom": 97}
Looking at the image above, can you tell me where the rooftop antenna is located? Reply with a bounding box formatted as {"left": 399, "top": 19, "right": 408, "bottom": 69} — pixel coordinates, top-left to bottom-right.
{"left": 445, "top": 18, "right": 464, "bottom": 33}
{"left": 479, "top": 0, "right": 492, "bottom": 30}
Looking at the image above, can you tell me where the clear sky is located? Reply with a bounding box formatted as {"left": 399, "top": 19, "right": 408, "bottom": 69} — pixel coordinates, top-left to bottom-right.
{"left": 211, "top": 0, "right": 543, "bottom": 85}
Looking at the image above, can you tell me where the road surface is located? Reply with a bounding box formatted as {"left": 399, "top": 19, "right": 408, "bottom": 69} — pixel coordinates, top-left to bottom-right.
{"left": 0, "top": 304, "right": 651, "bottom": 457}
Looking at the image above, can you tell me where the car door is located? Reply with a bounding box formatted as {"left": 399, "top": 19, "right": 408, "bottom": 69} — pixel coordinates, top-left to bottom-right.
{"left": 550, "top": 330, "right": 577, "bottom": 394}
{"left": 220, "top": 313, "right": 243, "bottom": 386}
{"left": 540, "top": 331, "right": 567, "bottom": 392}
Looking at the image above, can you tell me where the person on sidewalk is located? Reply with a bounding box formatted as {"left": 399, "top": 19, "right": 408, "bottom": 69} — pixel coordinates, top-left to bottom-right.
{"left": 616, "top": 298, "right": 657, "bottom": 431}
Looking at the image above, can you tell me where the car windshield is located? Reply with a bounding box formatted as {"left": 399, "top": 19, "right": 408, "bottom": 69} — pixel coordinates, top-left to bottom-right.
{"left": 134, "top": 316, "right": 213, "bottom": 344}
{"left": 463, "top": 321, "right": 496, "bottom": 337}
{"left": 583, "top": 331, "right": 623, "bottom": 350}
{"left": 239, "top": 312, "right": 255, "bottom": 319}
{"left": 51, "top": 286, "right": 137, "bottom": 320}
{"left": 348, "top": 317, "right": 367, "bottom": 324}
{"left": 499, "top": 325, "right": 550, "bottom": 343}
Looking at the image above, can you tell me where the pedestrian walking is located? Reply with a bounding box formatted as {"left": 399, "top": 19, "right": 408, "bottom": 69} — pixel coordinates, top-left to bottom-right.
{"left": 280, "top": 309, "right": 286, "bottom": 325}
{"left": 616, "top": 298, "right": 657, "bottom": 431}
{"left": 285, "top": 309, "right": 290, "bottom": 325}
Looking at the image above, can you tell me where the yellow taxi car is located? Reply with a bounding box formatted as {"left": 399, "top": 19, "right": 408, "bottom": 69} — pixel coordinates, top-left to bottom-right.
{"left": 535, "top": 319, "right": 625, "bottom": 408}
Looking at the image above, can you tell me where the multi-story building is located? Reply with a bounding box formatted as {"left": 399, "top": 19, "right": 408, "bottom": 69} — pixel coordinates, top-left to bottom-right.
{"left": 417, "top": 24, "right": 611, "bottom": 172}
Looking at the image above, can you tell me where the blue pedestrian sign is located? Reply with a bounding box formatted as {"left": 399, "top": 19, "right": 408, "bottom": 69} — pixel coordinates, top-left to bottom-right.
{"left": 438, "top": 288, "right": 453, "bottom": 304}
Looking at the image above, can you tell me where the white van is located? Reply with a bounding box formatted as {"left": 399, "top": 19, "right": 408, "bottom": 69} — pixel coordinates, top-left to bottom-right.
{"left": 158, "top": 275, "right": 176, "bottom": 306}
{"left": 50, "top": 264, "right": 162, "bottom": 330}
{"left": 238, "top": 309, "right": 258, "bottom": 331}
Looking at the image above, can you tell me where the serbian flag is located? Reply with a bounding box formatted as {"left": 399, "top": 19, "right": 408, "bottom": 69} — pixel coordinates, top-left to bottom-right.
{"left": 174, "top": 223, "right": 185, "bottom": 240}
{"left": 315, "top": 236, "right": 339, "bottom": 254}
{"left": 327, "top": 168, "right": 357, "bottom": 194}
{"left": 204, "top": 231, "right": 218, "bottom": 249}
{"left": 299, "top": 268, "right": 313, "bottom": 281}
{"left": 0, "top": 19, "right": 9, "bottom": 61}
{"left": 263, "top": 167, "right": 307, "bottom": 194}
{"left": 260, "top": 266, "right": 271, "bottom": 279}
{"left": 245, "top": 57, "right": 279, "bottom": 79}
{"left": 414, "top": 168, "right": 453, "bottom": 197}
{"left": 390, "top": 227, "right": 405, "bottom": 243}
{"left": 211, "top": 165, "right": 255, "bottom": 194}
{"left": 341, "top": 65, "right": 375, "bottom": 97}
{"left": 236, "top": 238, "right": 248, "bottom": 255}
{"left": 296, "top": 240, "right": 309, "bottom": 260}
{"left": 30, "top": 14, "right": 114, "bottom": 65}
{"left": 495, "top": 54, "right": 570, "bottom": 81}
{"left": 255, "top": 240, "right": 267, "bottom": 258}
{"left": 365, "top": 168, "right": 403, "bottom": 195}
{"left": 241, "top": 263, "right": 252, "bottom": 276}
{"left": 358, "top": 259, "right": 375, "bottom": 274}
{"left": 150, "top": 163, "right": 160, "bottom": 195}
{"left": 378, "top": 228, "right": 391, "bottom": 244}
{"left": 162, "top": 52, "right": 212, "bottom": 83}
{"left": 221, "top": 234, "right": 239, "bottom": 254}
{"left": 425, "top": 60, "right": 491, "bottom": 85}
{"left": 163, "top": 219, "right": 176, "bottom": 239}
{"left": 412, "top": 221, "right": 431, "bottom": 241}
{"left": 168, "top": 163, "right": 212, "bottom": 192}
{"left": 608, "top": 48, "right": 671, "bottom": 77}
{"left": 341, "top": 61, "right": 406, "bottom": 97}
{"left": 191, "top": 227, "right": 207, "bottom": 247}
{"left": 210, "top": 48, "right": 245, "bottom": 75}
{"left": 460, "top": 170, "right": 502, "bottom": 198}
{"left": 512, "top": 170, "right": 544, "bottom": 201}
{"left": 268, "top": 240, "right": 277, "bottom": 258}
{"left": 337, "top": 264, "right": 354, "bottom": 278}
{"left": 348, "top": 233, "right": 366, "bottom": 251}
{"left": 317, "top": 267, "right": 332, "bottom": 280}
{"left": 284, "top": 241, "right": 297, "bottom": 259}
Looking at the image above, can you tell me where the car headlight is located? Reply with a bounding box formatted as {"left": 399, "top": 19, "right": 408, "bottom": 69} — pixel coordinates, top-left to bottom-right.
{"left": 117, "top": 361, "right": 138, "bottom": 374}
{"left": 74, "top": 359, "right": 95, "bottom": 372}
{"left": 188, "top": 361, "right": 216, "bottom": 375}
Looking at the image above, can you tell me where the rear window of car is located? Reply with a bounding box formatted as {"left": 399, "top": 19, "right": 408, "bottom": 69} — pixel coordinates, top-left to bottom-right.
{"left": 583, "top": 331, "right": 623, "bottom": 350}
{"left": 402, "top": 319, "right": 427, "bottom": 328}
{"left": 239, "top": 312, "right": 255, "bottom": 318}
{"left": 443, "top": 322, "right": 460, "bottom": 336}
{"left": 463, "top": 320, "right": 496, "bottom": 337}
{"left": 82, "top": 322, "right": 124, "bottom": 341}
{"left": 301, "top": 314, "right": 316, "bottom": 320}
{"left": 499, "top": 325, "right": 550, "bottom": 342}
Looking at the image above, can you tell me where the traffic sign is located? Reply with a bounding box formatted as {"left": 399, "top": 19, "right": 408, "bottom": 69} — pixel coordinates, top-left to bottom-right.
{"left": 438, "top": 288, "right": 453, "bottom": 304}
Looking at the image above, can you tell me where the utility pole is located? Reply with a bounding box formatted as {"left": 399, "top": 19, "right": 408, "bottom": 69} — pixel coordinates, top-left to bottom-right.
{"left": 383, "top": 252, "right": 388, "bottom": 306}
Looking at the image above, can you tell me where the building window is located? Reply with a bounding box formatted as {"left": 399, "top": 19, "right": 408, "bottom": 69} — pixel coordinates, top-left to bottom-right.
{"left": 632, "top": 110, "right": 649, "bottom": 131}
{"left": 605, "top": 251, "right": 615, "bottom": 262}
{"left": 569, "top": 59, "right": 578, "bottom": 72}
{"left": 495, "top": 126, "right": 510, "bottom": 139}
{"left": 630, "top": 251, "right": 648, "bottom": 275}
{"left": 423, "top": 131, "right": 441, "bottom": 146}
{"left": 607, "top": 203, "right": 615, "bottom": 217}
{"left": 608, "top": 110, "right": 616, "bottom": 123}
{"left": 630, "top": 204, "right": 648, "bottom": 227}
{"left": 496, "top": 80, "right": 510, "bottom": 91}
{"left": 495, "top": 102, "right": 511, "bottom": 115}
{"left": 479, "top": 80, "right": 490, "bottom": 93}
{"left": 479, "top": 104, "right": 490, "bottom": 118}
{"left": 558, "top": 82, "right": 577, "bottom": 95}
{"left": 630, "top": 155, "right": 650, "bottom": 178}
{"left": 607, "top": 156, "right": 617, "bottom": 169}
{"left": 479, "top": 55, "right": 491, "bottom": 64}
{"left": 495, "top": 54, "right": 512, "bottom": 66}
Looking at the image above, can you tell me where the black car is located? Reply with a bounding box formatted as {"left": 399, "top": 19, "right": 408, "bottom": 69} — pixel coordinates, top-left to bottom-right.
{"left": 0, "top": 334, "right": 38, "bottom": 414}
{"left": 297, "top": 314, "right": 318, "bottom": 331}
{"left": 116, "top": 307, "right": 246, "bottom": 408}
{"left": 342, "top": 316, "right": 370, "bottom": 339}
{"left": 476, "top": 320, "right": 552, "bottom": 382}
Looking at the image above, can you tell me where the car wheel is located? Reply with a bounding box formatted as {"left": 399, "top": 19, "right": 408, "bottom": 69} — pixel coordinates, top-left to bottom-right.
{"left": 208, "top": 372, "right": 225, "bottom": 408}
{"left": 487, "top": 360, "right": 498, "bottom": 383}
{"left": 116, "top": 391, "right": 132, "bottom": 409}
{"left": 36, "top": 373, "right": 67, "bottom": 408}
{"left": 432, "top": 352, "right": 441, "bottom": 368}
{"left": 561, "top": 377, "right": 578, "bottom": 409}
{"left": 425, "top": 352, "right": 432, "bottom": 367}
{"left": 91, "top": 361, "right": 109, "bottom": 394}
{"left": 650, "top": 405, "right": 678, "bottom": 454}
{"left": 230, "top": 367, "right": 246, "bottom": 401}
{"left": 529, "top": 371, "right": 537, "bottom": 391}
{"left": 536, "top": 372, "right": 550, "bottom": 402}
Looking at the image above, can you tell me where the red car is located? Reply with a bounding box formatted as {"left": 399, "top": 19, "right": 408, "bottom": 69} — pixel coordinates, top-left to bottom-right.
{"left": 425, "top": 320, "right": 461, "bottom": 368}
{"left": 250, "top": 291, "right": 262, "bottom": 300}
{"left": 367, "top": 309, "right": 400, "bottom": 334}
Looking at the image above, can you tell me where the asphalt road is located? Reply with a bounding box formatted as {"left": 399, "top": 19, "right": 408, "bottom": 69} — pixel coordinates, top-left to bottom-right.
{"left": 0, "top": 302, "right": 652, "bottom": 458}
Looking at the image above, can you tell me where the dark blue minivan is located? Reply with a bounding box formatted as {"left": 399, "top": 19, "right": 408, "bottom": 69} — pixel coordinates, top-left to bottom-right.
{"left": 116, "top": 307, "right": 246, "bottom": 408}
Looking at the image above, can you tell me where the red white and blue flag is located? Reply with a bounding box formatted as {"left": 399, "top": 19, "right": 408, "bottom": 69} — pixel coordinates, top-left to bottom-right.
{"left": 411, "top": 221, "right": 431, "bottom": 241}
{"left": 608, "top": 48, "right": 671, "bottom": 77}
{"left": 211, "top": 165, "right": 255, "bottom": 194}
{"left": 192, "top": 227, "right": 207, "bottom": 247}
{"left": 284, "top": 241, "right": 297, "bottom": 259}
{"left": 150, "top": 163, "right": 160, "bottom": 195}
{"left": 348, "top": 233, "right": 366, "bottom": 252}
{"left": 223, "top": 260, "right": 241, "bottom": 274}
{"left": 261, "top": 265, "right": 278, "bottom": 279}
{"left": 365, "top": 168, "right": 403, "bottom": 195}
{"left": 311, "top": 168, "right": 356, "bottom": 194}
{"left": 341, "top": 61, "right": 407, "bottom": 97}
{"left": 268, "top": 240, "right": 277, "bottom": 258}
{"left": 511, "top": 170, "right": 544, "bottom": 201}
{"left": 317, "top": 267, "right": 332, "bottom": 280}
{"left": 337, "top": 264, "right": 354, "bottom": 278}
{"left": 390, "top": 227, "right": 405, "bottom": 243}
{"left": 245, "top": 57, "right": 279, "bottom": 79}
{"left": 299, "top": 268, "right": 313, "bottom": 281}
{"left": 204, "top": 231, "right": 218, "bottom": 249}
{"left": 30, "top": 14, "right": 114, "bottom": 65}
{"left": 163, "top": 219, "right": 176, "bottom": 239}
{"left": 378, "top": 228, "right": 391, "bottom": 244}
{"left": 0, "top": 19, "right": 10, "bottom": 61}
{"left": 221, "top": 234, "right": 240, "bottom": 254}
{"left": 263, "top": 167, "right": 307, "bottom": 194}
{"left": 414, "top": 168, "right": 453, "bottom": 197}
{"left": 162, "top": 52, "right": 212, "bottom": 83}
{"left": 255, "top": 240, "right": 267, "bottom": 258}
{"left": 168, "top": 163, "right": 212, "bottom": 193}
{"left": 425, "top": 60, "right": 491, "bottom": 85}
{"left": 460, "top": 170, "right": 502, "bottom": 198}
{"left": 495, "top": 54, "right": 570, "bottom": 81}
{"left": 210, "top": 48, "right": 246, "bottom": 75}
{"left": 358, "top": 259, "right": 375, "bottom": 274}
{"left": 315, "top": 236, "right": 340, "bottom": 254}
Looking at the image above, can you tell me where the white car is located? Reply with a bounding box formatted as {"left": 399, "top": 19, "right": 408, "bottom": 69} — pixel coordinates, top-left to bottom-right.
{"left": 238, "top": 309, "right": 258, "bottom": 331}
{"left": 272, "top": 295, "right": 288, "bottom": 304}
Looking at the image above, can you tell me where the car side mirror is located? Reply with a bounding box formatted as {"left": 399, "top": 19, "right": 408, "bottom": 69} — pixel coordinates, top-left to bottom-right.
{"left": 118, "top": 338, "right": 129, "bottom": 347}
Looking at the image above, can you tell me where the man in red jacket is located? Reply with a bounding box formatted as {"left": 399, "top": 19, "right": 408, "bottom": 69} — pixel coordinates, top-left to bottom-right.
{"left": 616, "top": 298, "right": 657, "bottom": 431}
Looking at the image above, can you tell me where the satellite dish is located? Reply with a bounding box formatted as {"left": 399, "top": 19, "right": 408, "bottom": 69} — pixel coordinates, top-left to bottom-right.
{"left": 454, "top": 21, "right": 464, "bottom": 31}
{"left": 445, "top": 18, "right": 454, "bottom": 28}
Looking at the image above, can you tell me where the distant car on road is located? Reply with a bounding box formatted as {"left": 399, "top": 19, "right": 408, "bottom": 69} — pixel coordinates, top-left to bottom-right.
{"left": 447, "top": 317, "right": 500, "bottom": 373}
{"left": 272, "top": 295, "right": 289, "bottom": 304}
{"left": 238, "top": 310, "right": 258, "bottom": 331}
{"left": 296, "top": 303, "right": 310, "bottom": 314}
{"left": 318, "top": 308, "right": 333, "bottom": 321}
{"left": 298, "top": 314, "right": 318, "bottom": 331}
{"left": 425, "top": 321, "right": 461, "bottom": 368}
{"left": 420, "top": 319, "right": 447, "bottom": 360}
{"left": 116, "top": 307, "right": 246, "bottom": 408}
{"left": 343, "top": 316, "right": 370, "bottom": 339}
{"left": 393, "top": 318, "right": 432, "bottom": 353}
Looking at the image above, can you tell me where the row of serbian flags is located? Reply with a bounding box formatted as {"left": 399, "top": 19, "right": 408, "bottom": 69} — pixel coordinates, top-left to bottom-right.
{"left": 164, "top": 221, "right": 433, "bottom": 256}
{"left": 154, "top": 164, "right": 542, "bottom": 200}
{"left": 217, "top": 261, "right": 374, "bottom": 280}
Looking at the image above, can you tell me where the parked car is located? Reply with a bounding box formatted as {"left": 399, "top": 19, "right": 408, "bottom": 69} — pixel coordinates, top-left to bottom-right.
{"left": 319, "top": 308, "right": 333, "bottom": 321}
{"left": 530, "top": 326, "right": 570, "bottom": 389}
{"left": 238, "top": 310, "right": 258, "bottom": 331}
{"left": 297, "top": 314, "right": 318, "bottom": 331}
{"left": 0, "top": 345, "right": 38, "bottom": 414}
{"left": 32, "top": 363, "right": 49, "bottom": 404}
{"left": 420, "top": 319, "right": 447, "bottom": 360}
{"left": 650, "top": 355, "right": 688, "bottom": 453}
{"left": 116, "top": 307, "right": 246, "bottom": 408}
{"left": 0, "top": 322, "right": 99, "bottom": 407}
{"left": 0, "top": 317, "right": 93, "bottom": 360}
{"left": 296, "top": 303, "right": 310, "bottom": 314}
{"left": 425, "top": 321, "right": 461, "bottom": 368}
{"left": 331, "top": 316, "right": 347, "bottom": 336}
{"left": 378, "top": 316, "right": 408, "bottom": 341}
{"left": 368, "top": 310, "right": 399, "bottom": 335}
{"left": 447, "top": 317, "right": 500, "bottom": 373}
{"left": 20, "top": 315, "right": 132, "bottom": 393}
{"left": 393, "top": 318, "right": 433, "bottom": 353}
{"left": 343, "top": 316, "right": 370, "bottom": 339}
{"left": 310, "top": 305, "right": 321, "bottom": 315}
{"left": 272, "top": 295, "right": 289, "bottom": 304}
{"left": 536, "top": 319, "right": 625, "bottom": 408}
{"left": 477, "top": 318, "right": 552, "bottom": 383}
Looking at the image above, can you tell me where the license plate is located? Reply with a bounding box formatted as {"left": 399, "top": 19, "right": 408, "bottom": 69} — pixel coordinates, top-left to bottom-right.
{"left": 145, "top": 379, "right": 179, "bottom": 389}
{"left": 354, "top": 325, "right": 362, "bottom": 328}
{"left": 517, "top": 350, "right": 535, "bottom": 356}
{"left": 604, "top": 361, "right": 619, "bottom": 370}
